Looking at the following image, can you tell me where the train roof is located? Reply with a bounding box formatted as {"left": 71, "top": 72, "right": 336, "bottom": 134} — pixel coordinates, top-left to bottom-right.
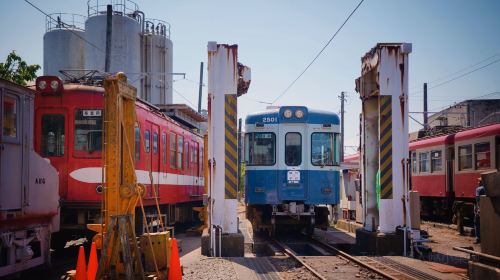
{"left": 0, "top": 77, "right": 36, "bottom": 96}
{"left": 409, "top": 134, "right": 454, "bottom": 150}
{"left": 245, "top": 106, "right": 340, "bottom": 125}
{"left": 454, "top": 123, "right": 500, "bottom": 142}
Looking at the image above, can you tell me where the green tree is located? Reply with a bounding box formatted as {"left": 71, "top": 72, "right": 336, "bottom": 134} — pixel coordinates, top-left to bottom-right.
{"left": 0, "top": 51, "right": 40, "bottom": 86}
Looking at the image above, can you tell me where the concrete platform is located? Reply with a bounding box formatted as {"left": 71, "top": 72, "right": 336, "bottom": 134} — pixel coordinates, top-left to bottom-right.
{"left": 334, "top": 219, "right": 363, "bottom": 234}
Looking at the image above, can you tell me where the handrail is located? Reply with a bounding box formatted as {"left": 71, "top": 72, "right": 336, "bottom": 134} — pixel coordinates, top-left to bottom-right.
{"left": 46, "top": 13, "right": 86, "bottom": 32}
{"left": 452, "top": 246, "right": 500, "bottom": 263}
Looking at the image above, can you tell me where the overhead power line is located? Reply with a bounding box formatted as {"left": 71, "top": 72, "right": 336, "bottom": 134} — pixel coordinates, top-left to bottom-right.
{"left": 172, "top": 88, "right": 196, "bottom": 107}
{"left": 24, "top": 0, "right": 106, "bottom": 54}
{"left": 412, "top": 53, "right": 500, "bottom": 95}
{"left": 271, "top": 0, "right": 366, "bottom": 104}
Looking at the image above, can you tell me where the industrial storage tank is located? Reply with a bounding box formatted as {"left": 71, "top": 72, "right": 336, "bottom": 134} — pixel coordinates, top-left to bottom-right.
{"left": 43, "top": 13, "right": 86, "bottom": 77}
{"left": 84, "top": 0, "right": 143, "bottom": 89}
{"left": 141, "top": 19, "right": 173, "bottom": 105}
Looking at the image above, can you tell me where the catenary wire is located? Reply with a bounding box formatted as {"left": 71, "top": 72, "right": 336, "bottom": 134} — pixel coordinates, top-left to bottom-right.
{"left": 271, "top": 0, "right": 366, "bottom": 104}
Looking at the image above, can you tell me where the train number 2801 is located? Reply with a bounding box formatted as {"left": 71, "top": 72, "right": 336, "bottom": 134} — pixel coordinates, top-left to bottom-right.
{"left": 262, "top": 117, "right": 277, "bottom": 123}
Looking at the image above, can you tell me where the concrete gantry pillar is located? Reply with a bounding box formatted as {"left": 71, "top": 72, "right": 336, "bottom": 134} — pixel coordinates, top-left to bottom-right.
{"left": 202, "top": 42, "right": 250, "bottom": 257}
{"left": 356, "top": 43, "right": 412, "bottom": 234}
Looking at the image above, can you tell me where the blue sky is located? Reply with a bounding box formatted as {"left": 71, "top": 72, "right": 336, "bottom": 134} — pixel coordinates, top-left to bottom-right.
{"left": 1, "top": 0, "right": 499, "bottom": 154}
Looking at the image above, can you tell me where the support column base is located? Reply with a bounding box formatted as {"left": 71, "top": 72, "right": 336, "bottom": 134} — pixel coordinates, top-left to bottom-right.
{"left": 355, "top": 228, "right": 408, "bottom": 255}
{"left": 201, "top": 228, "right": 244, "bottom": 257}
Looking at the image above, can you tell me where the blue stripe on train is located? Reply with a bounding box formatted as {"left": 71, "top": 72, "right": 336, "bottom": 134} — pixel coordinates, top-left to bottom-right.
{"left": 245, "top": 169, "right": 339, "bottom": 205}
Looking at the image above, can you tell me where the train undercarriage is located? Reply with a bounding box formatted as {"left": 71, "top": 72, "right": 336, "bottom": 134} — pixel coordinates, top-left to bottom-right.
{"left": 246, "top": 203, "right": 330, "bottom": 236}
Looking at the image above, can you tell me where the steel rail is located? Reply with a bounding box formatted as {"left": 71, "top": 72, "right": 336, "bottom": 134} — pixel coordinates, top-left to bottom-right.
{"left": 272, "top": 239, "right": 327, "bottom": 280}
{"left": 310, "top": 236, "right": 409, "bottom": 280}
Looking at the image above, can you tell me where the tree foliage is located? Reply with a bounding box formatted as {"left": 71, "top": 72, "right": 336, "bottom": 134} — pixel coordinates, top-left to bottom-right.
{"left": 0, "top": 51, "right": 40, "bottom": 86}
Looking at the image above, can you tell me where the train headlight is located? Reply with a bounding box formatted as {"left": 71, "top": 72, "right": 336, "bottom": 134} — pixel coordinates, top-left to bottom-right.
{"left": 38, "top": 80, "right": 47, "bottom": 90}
{"left": 96, "top": 184, "right": 103, "bottom": 194}
{"left": 283, "top": 109, "right": 292, "bottom": 118}
{"left": 295, "top": 109, "right": 304, "bottom": 118}
{"left": 50, "top": 80, "right": 59, "bottom": 91}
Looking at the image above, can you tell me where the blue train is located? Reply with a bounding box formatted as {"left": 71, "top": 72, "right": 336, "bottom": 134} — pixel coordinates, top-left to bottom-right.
{"left": 244, "top": 106, "right": 340, "bottom": 235}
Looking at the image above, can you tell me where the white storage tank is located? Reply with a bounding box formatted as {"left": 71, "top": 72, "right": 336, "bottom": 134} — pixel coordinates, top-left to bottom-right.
{"left": 141, "top": 19, "right": 173, "bottom": 105}
{"left": 85, "top": 0, "right": 142, "bottom": 89}
{"left": 43, "top": 13, "right": 86, "bottom": 77}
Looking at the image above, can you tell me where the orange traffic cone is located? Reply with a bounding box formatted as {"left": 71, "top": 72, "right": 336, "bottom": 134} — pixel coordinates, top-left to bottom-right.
{"left": 168, "top": 238, "right": 182, "bottom": 280}
{"left": 87, "top": 242, "right": 98, "bottom": 280}
{"left": 75, "top": 246, "right": 88, "bottom": 280}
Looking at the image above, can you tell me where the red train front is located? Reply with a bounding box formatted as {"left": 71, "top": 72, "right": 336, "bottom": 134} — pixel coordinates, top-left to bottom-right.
{"left": 410, "top": 124, "right": 500, "bottom": 222}
{"left": 34, "top": 76, "right": 204, "bottom": 246}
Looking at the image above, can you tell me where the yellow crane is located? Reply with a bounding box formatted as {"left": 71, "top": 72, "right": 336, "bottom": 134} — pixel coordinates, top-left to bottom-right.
{"left": 87, "top": 73, "right": 171, "bottom": 279}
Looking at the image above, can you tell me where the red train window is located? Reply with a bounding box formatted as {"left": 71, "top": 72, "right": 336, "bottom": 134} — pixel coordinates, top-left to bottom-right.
{"left": 475, "top": 142, "right": 490, "bottom": 169}
{"left": 419, "top": 152, "right": 429, "bottom": 173}
{"left": 135, "top": 124, "right": 140, "bottom": 161}
{"left": 162, "top": 133, "right": 167, "bottom": 165}
{"left": 177, "top": 136, "right": 184, "bottom": 169}
{"left": 458, "top": 145, "right": 472, "bottom": 170}
{"left": 41, "top": 114, "right": 65, "bottom": 157}
{"left": 431, "top": 150, "right": 442, "bottom": 172}
{"left": 145, "top": 130, "right": 150, "bottom": 153}
{"left": 153, "top": 132, "right": 158, "bottom": 154}
{"left": 170, "top": 132, "right": 176, "bottom": 169}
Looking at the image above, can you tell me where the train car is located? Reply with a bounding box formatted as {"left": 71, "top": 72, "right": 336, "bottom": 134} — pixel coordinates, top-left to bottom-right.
{"left": 33, "top": 75, "right": 204, "bottom": 247}
{"left": 0, "top": 78, "right": 59, "bottom": 276}
{"left": 244, "top": 106, "right": 340, "bottom": 235}
{"left": 410, "top": 123, "right": 500, "bottom": 222}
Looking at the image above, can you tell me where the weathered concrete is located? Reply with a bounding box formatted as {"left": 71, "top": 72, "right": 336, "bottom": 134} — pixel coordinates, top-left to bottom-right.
{"left": 201, "top": 228, "right": 244, "bottom": 257}
{"left": 335, "top": 219, "right": 363, "bottom": 234}
{"left": 480, "top": 196, "right": 500, "bottom": 257}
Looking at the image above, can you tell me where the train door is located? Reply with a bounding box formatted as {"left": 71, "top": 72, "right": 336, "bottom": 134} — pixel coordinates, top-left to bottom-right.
{"left": 447, "top": 146, "right": 454, "bottom": 195}
{"left": 278, "top": 125, "right": 306, "bottom": 201}
{"left": 143, "top": 122, "right": 160, "bottom": 199}
{"left": 0, "top": 91, "right": 23, "bottom": 210}
{"left": 35, "top": 107, "right": 68, "bottom": 197}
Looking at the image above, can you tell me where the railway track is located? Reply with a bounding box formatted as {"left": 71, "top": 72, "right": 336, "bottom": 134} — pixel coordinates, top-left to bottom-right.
{"left": 272, "top": 234, "right": 442, "bottom": 280}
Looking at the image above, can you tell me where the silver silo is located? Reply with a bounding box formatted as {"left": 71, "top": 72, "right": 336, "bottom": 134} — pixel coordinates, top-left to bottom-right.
{"left": 84, "top": 0, "right": 143, "bottom": 89}
{"left": 43, "top": 13, "right": 86, "bottom": 77}
{"left": 141, "top": 19, "right": 173, "bottom": 105}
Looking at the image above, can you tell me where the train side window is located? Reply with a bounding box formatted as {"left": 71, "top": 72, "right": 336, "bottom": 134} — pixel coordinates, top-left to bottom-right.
{"left": 431, "top": 150, "right": 443, "bottom": 172}
{"left": 411, "top": 151, "right": 417, "bottom": 173}
{"left": 474, "top": 142, "right": 490, "bottom": 169}
{"left": 170, "top": 132, "right": 176, "bottom": 168}
{"left": 185, "top": 142, "right": 190, "bottom": 168}
{"left": 145, "top": 130, "right": 150, "bottom": 153}
{"left": 458, "top": 145, "right": 473, "bottom": 170}
{"left": 74, "top": 109, "right": 103, "bottom": 155}
{"left": 3, "top": 94, "right": 18, "bottom": 139}
{"left": 41, "top": 114, "right": 65, "bottom": 157}
{"left": 162, "top": 133, "right": 167, "bottom": 165}
{"left": 311, "top": 132, "right": 338, "bottom": 166}
{"left": 245, "top": 132, "right": 276, "bottom": 166}
{"left": 178, "top": 136, "right": 184, "bottom": 169}
{"left": 285, "top": 132, "right": 302, "bottom": 166}
{"left": 153, "top": 132, "right": 158, "bottom": 154}
{"left": 418, "top": 152, "right": 430, "bottom": 173}
{"left": 135, "top": 125, "right": 140, "bottom": 161}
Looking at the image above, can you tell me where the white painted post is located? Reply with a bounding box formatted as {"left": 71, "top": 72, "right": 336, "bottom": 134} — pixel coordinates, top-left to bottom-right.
{"left": 207, "top": 42, "right": 239, "bottom": 234}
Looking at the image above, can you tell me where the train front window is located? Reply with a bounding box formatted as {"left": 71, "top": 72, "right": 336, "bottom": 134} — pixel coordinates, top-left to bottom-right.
{"left": 74, "top": 109, "right": 102, "bottom": 155}
{"left": 475, "top": 142, "right": 490, "bottom": 169}
{"left": 419, "top": 152, "right": 429, "bottom": 172}
{"left": 285, "top": 132, "right": 302, "bottom": 166}
{"left": 431, "top": 150, "right": 442, "bottom": 172}
{"left": 245, "top": 132, "right": 276, "bottom": 166}
{"left": 311, "top": 132, "right": 338, "bottom": 166}
{"left": 41, "top": 114, "right": 65, "bottom": 157}
{"left": 458, "top": 145, "right": 473, "bottom": 170}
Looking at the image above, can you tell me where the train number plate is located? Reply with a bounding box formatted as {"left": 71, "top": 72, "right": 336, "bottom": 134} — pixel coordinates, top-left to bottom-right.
{"left": 287, "top": 170, "right": 300, "bottom": 184}
{"left": 83, "top": 110, "right": 102, "bottom": 117}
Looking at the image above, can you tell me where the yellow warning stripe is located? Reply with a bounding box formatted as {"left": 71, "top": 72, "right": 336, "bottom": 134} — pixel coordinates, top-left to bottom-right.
{"left": 225, "top": 94, "right": 238, "bottom": 199}
{"left": 379, "top": 95, "right": 393, "bottom": 199}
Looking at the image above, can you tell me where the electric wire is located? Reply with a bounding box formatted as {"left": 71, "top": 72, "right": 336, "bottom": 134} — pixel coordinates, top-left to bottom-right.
{"left": 172, "top": 88, "right": 196, "bottom": 107}
{"left": 271, "top": 0, "right": 366, "bottom": 104}
{"left": 24, "top": 0, "right": 106, "bottom": 54}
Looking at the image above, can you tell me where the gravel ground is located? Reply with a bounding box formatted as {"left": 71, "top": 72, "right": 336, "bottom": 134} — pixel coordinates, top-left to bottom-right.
{"left": 268, "top": 256, "right": 319, "bottom": 280}
{"left": 183, "top": 256, "right": 238, "bottom": 280}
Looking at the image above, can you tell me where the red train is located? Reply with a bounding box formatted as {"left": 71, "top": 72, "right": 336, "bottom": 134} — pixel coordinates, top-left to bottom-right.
{"left": 410, "top": 123, "right": 500, "bottom": 222}
{"left": 34, "top": 75, "right": 204, "bottom": 246}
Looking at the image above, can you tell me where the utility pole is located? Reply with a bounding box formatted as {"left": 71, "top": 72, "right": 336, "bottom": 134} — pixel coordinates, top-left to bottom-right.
{"left": 104, "top": 5, "right": 112, "bottom": 73}
{"left": 339, "top": 92, "right": 346, "bottom": 162}
{"left": 197, "top": 62, "right": 204, "bottom": 113}
{"left": 423, "top": 83, "right": 428, "bottom": 129}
